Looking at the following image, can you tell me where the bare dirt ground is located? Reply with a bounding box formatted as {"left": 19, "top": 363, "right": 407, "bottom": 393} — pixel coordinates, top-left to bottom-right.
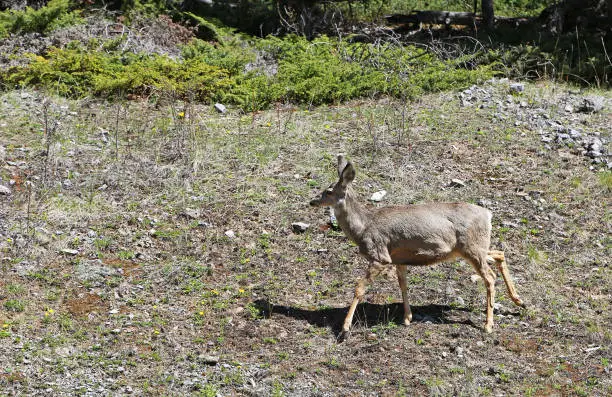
{"left": 0, "top": 80, "right": 610, "bottom": 396}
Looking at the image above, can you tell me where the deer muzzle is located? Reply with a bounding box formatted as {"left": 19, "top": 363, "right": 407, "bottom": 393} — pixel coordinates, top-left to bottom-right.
{"left": 309, "top": 198, "right": 321, "bottom": 206}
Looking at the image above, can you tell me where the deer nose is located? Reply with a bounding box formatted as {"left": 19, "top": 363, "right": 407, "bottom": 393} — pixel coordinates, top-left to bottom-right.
{"left": 310, "top": 198, "right": 320, "bottom": 206}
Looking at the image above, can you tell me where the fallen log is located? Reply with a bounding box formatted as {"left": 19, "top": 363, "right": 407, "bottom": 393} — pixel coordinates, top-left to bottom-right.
{"left": 386, "top": 11, "right": 478, "bottom": 27}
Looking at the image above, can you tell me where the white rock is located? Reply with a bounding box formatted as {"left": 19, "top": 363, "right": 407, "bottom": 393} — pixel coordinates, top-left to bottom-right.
{"left": 0, "top": 185, "right": 11, "bottom": 195}
{"left": 450, "top": 179, "right": 466, "bottom": 188}
{"left": 200, "top": 355, "right": 220, "bottom": 364}
{"left": 60, "top": 248, "right": 78, "bottom": 256}
{"left": 214, "top": 103, "right": 227, "bottom": 113}
{"left": 470, "top": 274, "right": 482, "bottom": 283}
{"left": 291, "top": 222, "right": 310, "bottom": 233}
{"left": 369, "top": 190, "right": 387, "bottom": 202}
{"left": 224, "top": 230, "right": 236, "bottom": 238}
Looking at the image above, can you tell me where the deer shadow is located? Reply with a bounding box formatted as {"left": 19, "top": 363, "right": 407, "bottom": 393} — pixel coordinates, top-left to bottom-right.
{"left": 252, "top": 299, "right": 477, "bottom": 338}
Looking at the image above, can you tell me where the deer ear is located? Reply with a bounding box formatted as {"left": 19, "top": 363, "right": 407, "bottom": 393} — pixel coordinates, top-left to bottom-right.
{"left": 337, "top": 155, "right": 348, "bottom": 177}
{"left": 339, "top": 162, "right": 355, "bottom": 187}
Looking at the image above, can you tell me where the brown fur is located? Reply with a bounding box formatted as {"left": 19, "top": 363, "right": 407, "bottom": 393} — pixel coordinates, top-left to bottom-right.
{"left": 310, "top": 155, "right": 525, "bottom": 336}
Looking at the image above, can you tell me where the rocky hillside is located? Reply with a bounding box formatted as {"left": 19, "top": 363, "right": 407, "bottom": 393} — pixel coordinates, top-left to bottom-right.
{"left": 0, "top": 77, "right": 610, "bottom": 395}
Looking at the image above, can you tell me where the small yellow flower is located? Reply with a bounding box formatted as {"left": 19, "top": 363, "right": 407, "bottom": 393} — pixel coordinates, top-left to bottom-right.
{"left": 211, "top": 289, "right": 219, "bottom": 295}
{"left": 177, "top": 111, "right": 185, "bottom": 118}
{"left": 238, "top": 288, "right": 245, "bottom": 294}
{"left": 266, "top": 122, "right": 271, "bottom": 127}
{"left": 44, "top": 308, "right": 55, "bottom": 316}
{"left": 2, "top": 323, "right": 8, "bottom": 328}
{"left": 153, "top": 329, "right": 160, "bottom": 335}
{"left": 324, "top": 124, "right": 330, "bottom": 129}
{"left": 153, "top": 305, "right": 158, "bottom": 309}
{"left": 199, "top": 311, "right": 204, "bottom": 316}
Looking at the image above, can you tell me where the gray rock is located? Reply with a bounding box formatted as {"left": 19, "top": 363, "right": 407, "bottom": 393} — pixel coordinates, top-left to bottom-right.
{"left": 541, "top": 136, "right": 553, "bottom": 143}
{"left": 548, "top": 121, "right": 565, "bottom": 132}
{"left": 60, "top": 248, "right": 79, "bottom": 256}
{"left": 568, "top": 129, "right": 582, "bottom": 139}
{"left": 75, "top": 259, "right": 116, "bottom": 285}
{"left": 584, "top": 137, "right": 604, "bottom": 158}
{"left": 556, "top": 133, "right": 571, "bottom": 142}
{"left": 35, "top": 227, "right": 51, "bottom": 246}
{"left": 509, "top": 83, "right": 524, "bottom": 93}
{"left": 0, "top": 184, "right": 11, "bottom": 195}
{"left": 181, "top": 208, "right": 200, "bottom": 219}
{"left": 214, "top": 103, "right": 227, "bottom": 114}
{"left": 579, "top": 96, "right": 604, "bottom": 113}
{"left": 291, "top": 222, "right": 310, "bottom": 233}
{"left": 0, "top": 145, "right": 5, "bottom": 162}
{"left": 476, "top": 198, "right": 492, "bottom": 207}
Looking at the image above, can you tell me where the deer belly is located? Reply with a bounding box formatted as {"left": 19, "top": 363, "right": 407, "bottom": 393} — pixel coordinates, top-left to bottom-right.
{"left": 389, "top": 246, "right": 457, "bottom": 266}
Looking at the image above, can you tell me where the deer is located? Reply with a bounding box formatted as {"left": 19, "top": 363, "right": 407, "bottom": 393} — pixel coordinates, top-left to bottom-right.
{"left": 309, "top": 155, "right": 525, "bottom": 336}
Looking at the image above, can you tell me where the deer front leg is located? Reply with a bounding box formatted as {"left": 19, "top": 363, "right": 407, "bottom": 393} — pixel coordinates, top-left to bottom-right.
{"left": 468, "top": 255, "right": 496, "bottom": 333}
{"left": 342, "top": 261, "right": 385, "bottom": 333}
{"left": 396, "top": 264, "right": 412, "bottom": 326}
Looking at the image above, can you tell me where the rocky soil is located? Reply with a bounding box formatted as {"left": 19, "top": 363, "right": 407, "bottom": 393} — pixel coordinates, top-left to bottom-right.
{"left": 0, "top": 79, "right": 610, "bottom": 395}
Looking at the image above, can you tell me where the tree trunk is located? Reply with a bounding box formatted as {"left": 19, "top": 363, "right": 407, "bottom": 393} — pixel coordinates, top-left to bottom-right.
{"left": 481, "top": 0, "right": 494, "bottom": 29}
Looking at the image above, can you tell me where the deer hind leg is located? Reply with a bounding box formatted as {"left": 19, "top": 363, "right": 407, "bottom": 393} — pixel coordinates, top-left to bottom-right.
{"left": 467, "top": 253, "right": 496, "bottom": 333}
{"left": 395, "top": 264, "right": 412, "bottom": 326}
{"left": 343, "top": 261, "right": 385, "bottom": 333}
{"left": 487, "top": 250, "right": 525, "bottom": 308}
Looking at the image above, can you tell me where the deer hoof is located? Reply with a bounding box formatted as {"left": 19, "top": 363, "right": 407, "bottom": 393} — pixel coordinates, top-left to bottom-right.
{"left": 338, "top": 330, "right": 350, "bottom": 342}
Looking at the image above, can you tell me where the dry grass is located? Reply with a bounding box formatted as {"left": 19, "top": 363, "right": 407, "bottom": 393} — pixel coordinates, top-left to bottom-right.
{"left": 0, "top": 80, "right": 610, "bottom": 395}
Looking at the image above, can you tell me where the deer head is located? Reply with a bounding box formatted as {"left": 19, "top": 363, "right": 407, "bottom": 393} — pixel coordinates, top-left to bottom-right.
{"left": 310, "top": 155, "right": 355, "bottom": 207}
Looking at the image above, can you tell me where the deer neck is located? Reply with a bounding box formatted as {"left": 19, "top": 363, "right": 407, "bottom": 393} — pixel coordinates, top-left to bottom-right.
{"left": 333, "top": 188, "right": 371, "bottom": 243}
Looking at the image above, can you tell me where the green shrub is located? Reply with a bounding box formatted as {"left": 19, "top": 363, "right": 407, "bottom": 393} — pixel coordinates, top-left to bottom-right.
{"left": 1, "top": 33, "right": 496, "bottom": 109}
{"left": 0, "top": 0, "right": 83, "bottom": 38}
{"left": 2, "top": 46, "right": 231, "bottom": 100}
{"left": 181, "top": 38, "right": 255, "bottom": 74}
